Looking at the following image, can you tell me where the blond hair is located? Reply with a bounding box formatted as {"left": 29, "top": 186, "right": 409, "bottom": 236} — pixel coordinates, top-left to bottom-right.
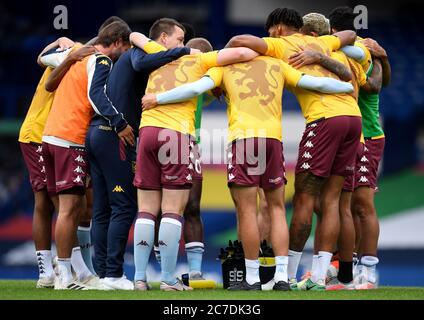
{"left": 302, "top": 13, "right": 330, "bottom": 36}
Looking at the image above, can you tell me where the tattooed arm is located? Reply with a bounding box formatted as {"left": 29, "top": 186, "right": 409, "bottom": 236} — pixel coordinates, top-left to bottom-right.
{"left": 361, "top": 59, "right": 383, "bottom": 94}
{"left": 288, "top": 50, "right": 352, "bottom": 82}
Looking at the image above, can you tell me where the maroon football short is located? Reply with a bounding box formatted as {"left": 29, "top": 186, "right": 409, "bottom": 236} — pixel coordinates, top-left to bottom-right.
{"left": 227, "top": 137, "right": 286, "bottom": 190}
{"left": 191, "top": 141, "right": 203, "bottom": 181}
{"left": 42, "top": 142, "right": 87, "bottom": 195}
{"left": 20, "top": 142, "right": 47, "bottom": 192}
{"left": 295, "top": 116, "right": 362, "bottom": 179}
{"left": 343, "top": 143, "right": 364, "bottom": 192}
{"left": 133, "top": 126, "right": 194, "bottom": 190}
{"left": 355, "top": 137, "right": 385, "bottom": 191}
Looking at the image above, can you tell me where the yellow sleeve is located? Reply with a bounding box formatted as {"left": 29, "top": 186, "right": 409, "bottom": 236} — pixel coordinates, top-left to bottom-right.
{"left": 330, "top": 51, "right": 348, "bottom": 64}
{"left": 354, "top": 41, "right": 372, "bottom": 71}
{"left": 356, "top": 62, "right": 367, "bottom": 87}
{"left": 200, "top": 51, "right": 220, "bottom": 70}
{"left": 204, "top": 67, "right": 224, "bottom": 87}
{"left": 281, "top": 62, "right": 302, "bottom": 88}
{"left": 143, "top": 41, "right": 167, "bottom": 54}
{"left": 263, "top": 37, "right": 284, "bottom": 59}
{"left": 319, "top": 35, "right": 341, "bottom": 51}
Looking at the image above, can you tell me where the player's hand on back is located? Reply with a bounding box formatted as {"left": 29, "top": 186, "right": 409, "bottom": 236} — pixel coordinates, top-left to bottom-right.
{"left": 69, "top": 45, "right": 96, "bottom": 61}
{"left": 57, "top": 37, "right": 75, "bottom": 50}
{"left": 289, "top": 49, "right": 322, "bottom": 68}
{"left": 142, "top": 94, "right": 158, "bottom": 111}
{"left": 361, "top": 38, "right": 387, "bottom": 59}
{"left": 118, "top": 125, "right": 135, "bottom": 147}
{"left": 190, "top": 48, "right": 201, "bottom": 55}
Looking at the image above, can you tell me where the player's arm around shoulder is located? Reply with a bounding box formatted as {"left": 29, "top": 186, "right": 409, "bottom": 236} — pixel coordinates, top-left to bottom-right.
{"left": 37, "top": 37, "right": 75, "bottom": 67}
{"left": 45, "top": 44, "right": 96, "bottom": 92}
{"left": 225, "top": 35, "right": 269, "bottom": 55}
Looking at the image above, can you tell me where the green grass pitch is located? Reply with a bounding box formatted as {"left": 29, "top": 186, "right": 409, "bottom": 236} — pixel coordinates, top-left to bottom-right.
{"left": 0, "top": 281, "right": 424, "bottom": 300}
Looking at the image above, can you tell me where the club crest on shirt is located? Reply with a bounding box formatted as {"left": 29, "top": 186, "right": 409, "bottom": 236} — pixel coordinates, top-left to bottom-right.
{"left": 227, "top": 59, "right": 280, "bottom": 106}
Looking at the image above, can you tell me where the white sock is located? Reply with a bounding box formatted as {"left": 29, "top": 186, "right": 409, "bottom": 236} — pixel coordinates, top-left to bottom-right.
{"left": 311, "top": 254, "right": 319, "bottom": 276}
{"left": 288, "top": 250, "right": 302, "bottom": 280}
{"left": 36, "top": 250, "right": 54, "bottom": 279}
{"left": 274, "top": 256, "right": 288, "bottom": 283}
{"left": 57, "top": 258, "right": 73, "bottom": 284}
{"left": 312, "top": 251, "right": 333, "bottom": 284}
{"left": 361, "top": 256, "right": 379, "bottom": 283}
{"left": 71, "top": 247, "right": 93, "bottom": 281}
{"left": 245, "top": 259, "right": 260, "bottom": 285}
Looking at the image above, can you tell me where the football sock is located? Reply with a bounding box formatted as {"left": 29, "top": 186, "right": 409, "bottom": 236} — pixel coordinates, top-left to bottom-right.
{"left": 274, "top": 256, "right": 289, "bottom": 283}
{"left": 245, "top": 258, "right": 260, "bottom": 285}
{"left": 361, "top": 255, "right": 379, "bottom": 283}
{"left": 77, "top": 225, "right": 96, "bottom": 275}
{"left": 35, "top": 250, "right": 54, "bottom": 279}
{"left": 57, "top": 258, "right": 73, "bottom": 284}
{"left": 185, "top": 242, "right": 204, "bottom": 275}
{"left": 159, "top": 213, "right": 183, "bottom": 284}
{"left": 311, "top": 254, "right": 319, "bottom": 276}
{"left": 288, "top": 250, "right": 302, "bottom": 280}
{"left": 71, "top": 247, "right": 93, "bottom": 281}
{"left": 134, "top": 213, "right": 156, "bottom": 281}
{"left": 312, "top": 251, "right": 333, "bottom": 284}
{"left": 337, "top": 260, "right": 353, "bottom": 283}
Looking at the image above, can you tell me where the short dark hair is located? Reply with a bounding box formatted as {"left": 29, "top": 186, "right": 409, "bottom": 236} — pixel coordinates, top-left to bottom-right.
{"left": 98, "top": 16, "right": 127, "bottom": 33}
{"left": 149, "top": 18, "right": 186, "bottom": 40}
{"left": 96, "top": 21, "right": 131, "bottom": 47}
{"left": 181, "top": 22, "right": 196, "bottom": 43}
{"left": 328, "top": 6, "right": 358, "bottom": 32}
{"left": 186, "top": 38, "right": 213, "bottom": 53}
{"left": 265, "top": 8, "right": 303, "bottom": 32}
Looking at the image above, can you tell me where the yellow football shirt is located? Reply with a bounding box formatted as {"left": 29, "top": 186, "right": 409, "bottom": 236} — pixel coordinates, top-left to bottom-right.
{"left": 331, "top": 51, "right": 367, "bottom": 101}
{"left": 141, "top": 51, "right": 220, "bottom": 136}
{"left": 19, "top": 67, "right": 55, "bottom": 144}
{"left": 355, "top": 37, "right": 373, "bottom": 73}
{"left": 264, "top": 35, "right": 361, "bottom": 123}
{"left": 206, "top": 56, "right": 302, "bottom": 142}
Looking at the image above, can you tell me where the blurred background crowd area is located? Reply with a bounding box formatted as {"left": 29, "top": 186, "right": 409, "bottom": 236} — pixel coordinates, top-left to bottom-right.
{"left": 0, "top": 0, "right": 423, "bottom": 285}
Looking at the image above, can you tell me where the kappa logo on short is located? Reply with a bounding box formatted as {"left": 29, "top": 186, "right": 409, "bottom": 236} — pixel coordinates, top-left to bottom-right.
{"left": 186, "top": 174, "right": 192, "bottom": 181}
{"left": 302, "top": 152, "right": 312, "bottom": 159}
{"left": 364, "top": 146, "right": 369, "bottom": 152}
{"left": 359, "top": 166, "right": 369, "bottom": 173}
{"left": 309, "top": 123, "right": 318, "bottom": 128}
{"left": 36, "top": 146, "right": 43, "bottom": 153}
{"left": 228, "top": 173, "right": 235, "bottom": 180}
{"left": 75, "top": 155, "right": 85, "bottom": 163}
{"left": 112, "top": 185, "right": 124, "bottom": 192}
{"left": 360, "top": 156, "right": 369, "bottom": 163}
{"left": 74, "top": 166, "right": 84, "bottom": 174}
{"left": 73, "top": 176, "right": 83, "bottom": 184}
{"left": 359, "top": 176, "right": 369, "bottom": 183}
{"left": 305, "top": 141, "right": 314, "bottom": 148}
{"left": 41, "top": 166, "right": 46, "bottom": 173}
{"left": 301, "top": 162, "right": 311, "bottom": 170}
{"left": 188, "top": 163, "right": 193, "bottom": 170}
{"left": 38, "top": 156, "right": 44, "bottom": 163}
{"left": 269, "top": 177, "right": 282, "bottom": 184}
{"left": 307, "top": 131, "right": 316, "bottom": 137}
